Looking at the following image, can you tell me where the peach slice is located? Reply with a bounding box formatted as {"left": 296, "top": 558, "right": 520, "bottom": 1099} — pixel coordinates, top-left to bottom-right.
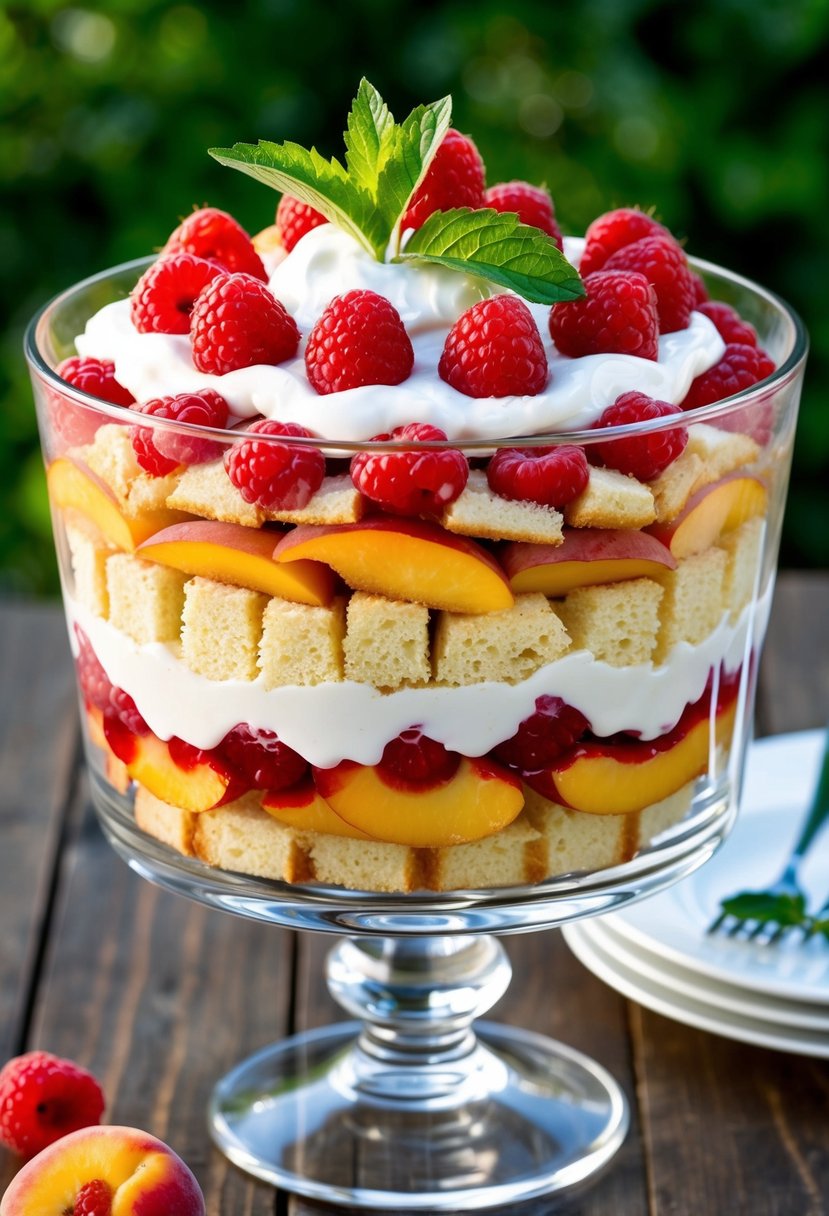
{"left": 313, "top": 755, "right": 524, "bottom": 847}
{"left": 46, "top": 457, "right": 184, "bottom": 552}
{"left": 648, "top": 473, "right": 767, "bottom": 559}
{"left": 137, "top": 520, "right": 335, "bottom": 606}
{"left": 0, "top": 1124, "right": 205, "bottom": 1216}
{"left": 545, "top": 703, "right": 736, "bottom": 815}
{"left": 502, "top": 528, "right": 676, "bottom": 595}
{"left": 274, "top": 518, "right": 514, "bottom": 614}
{"left": 262, "top": 781, "right": 372, "bottom": 839}
{"left": 104, "top": 721, "right": 245, "bottom": 813}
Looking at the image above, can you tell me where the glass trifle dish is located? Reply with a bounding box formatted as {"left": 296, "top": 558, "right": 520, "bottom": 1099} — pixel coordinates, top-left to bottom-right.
{"left": 26, "top": 82, "right": 806, "bottom": 1209}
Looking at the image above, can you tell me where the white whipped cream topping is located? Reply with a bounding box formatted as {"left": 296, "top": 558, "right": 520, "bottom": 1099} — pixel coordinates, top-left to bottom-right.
{"left": 76, "top": 226, "right": 725, "bottom": 442}
{"left": 68, "top": 587, "right": 770, "bottom": 770}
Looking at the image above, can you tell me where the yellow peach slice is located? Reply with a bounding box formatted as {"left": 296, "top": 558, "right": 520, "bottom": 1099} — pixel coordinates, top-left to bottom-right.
{"left": 114, "top": 730, "right": 242, "bottom": 813}
{"left": 275, "top": 518, "right": 514, "bottom": 614}
{"left": 314, "top": 755, "right": 524, "bottom": 847}
{"left": 46, "top": 457, "right": 183, "bottom": 552}
{"left": 503, "top": 528, "right": 676, "bottom": 595}
{"left": 137, "top": 520, "right": 335, "bottom": 606}
{"left": 261, "top": 782, "right": 372, "bottom": 839}
{"left": 648, "top": 473, "right": 767, "bottom": 559}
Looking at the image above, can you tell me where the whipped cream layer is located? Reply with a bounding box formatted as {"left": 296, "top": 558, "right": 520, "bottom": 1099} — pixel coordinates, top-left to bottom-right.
{"left": 76, "top": 226, "right": 726, "bottom": 442}
{"left": 68, "top": 589, "right": 770, "bottom": 770}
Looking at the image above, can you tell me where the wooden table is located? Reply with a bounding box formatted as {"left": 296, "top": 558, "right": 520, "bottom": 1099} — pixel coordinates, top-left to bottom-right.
{"left": 1, "top": 573, "right": 828, "bottom": 1216}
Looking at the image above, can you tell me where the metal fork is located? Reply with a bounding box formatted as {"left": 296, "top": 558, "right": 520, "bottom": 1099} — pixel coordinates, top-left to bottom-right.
{"left": 708, "top": 725, "right": 829, "bottom": 944}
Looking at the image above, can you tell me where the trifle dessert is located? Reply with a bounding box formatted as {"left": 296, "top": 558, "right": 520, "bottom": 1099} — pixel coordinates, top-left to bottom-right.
{"left": 31, "top": 82, "right": 801, "bottom": 894}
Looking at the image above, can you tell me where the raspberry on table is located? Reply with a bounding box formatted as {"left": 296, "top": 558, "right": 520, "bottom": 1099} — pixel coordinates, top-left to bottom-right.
{"left": 439, "top": 295, "right": 549, "bottom": 398}
{"left": 590, "top": 391, "right": 689, "bottom": 481}
{"left": 224, "top": 419, "right": 326, "bottom": 511}
{"left": 680, "top": 342, "right": 775, "bottom": 410}
{"left": 276, "top": 194, "right": 329, "bottom": 252}
{"left": 493, "top": 697, "right": 590, "bottom": 772}
{"left": 579, "top": 207, "right": 672, "bottom": 276}
{"left": 603, "top": 234, "right": 696, "bottom": 333}
{"left": 0, "top": 1051, "right": 105, "bottom": 1159}
{"left": 130, "top": 390, "right": 230, "bottom": 477}
{"left": 378, "top": 729, "right": 461, "bottom": 787}
{"left": 74, "top": 625, "right": 112, "bottom": 712}
{"left": 219, "top": 724, "right": 308, "bottom": 791}
{"left": 350, "top": 422, "right": 469, "bottom": 517}
{"left": 483, "top": 181, "right": 563, "bottom": 248}
{"left": 697, "top": 301, "right": 758, "bottom": 347}
{"left": 549, "top": 270, "right": 659, "bottom": 360}
{"left": 401, "top": 128, "right": 486, "bottom": 231}
{"left": 130, "top": 253, "right": 223, "bottom": 335}
{"left": 305, "top": 289, "right": 414, "bottom": 395}
{"left": 52, "top": 357, "right": 135, "bottom": 449}
{"left": 190, "top": 272, "right": 300, "bottom": 375}
{"left": 164, "top": 206, "right": 267, "bottom": 281}
{"left": 486, "top": 444, "right": 589, "bottom": 507}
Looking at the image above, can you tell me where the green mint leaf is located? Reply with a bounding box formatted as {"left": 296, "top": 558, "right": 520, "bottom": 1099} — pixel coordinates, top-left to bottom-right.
{"left": 719, "top": 891, "right": 808, "bottom": 926}
{"left": 378, "top": 95, "right": 452, "bottom": 251}
{"left": 208, "top": 139, "right": 389, "bottom": 258}
{"left": 396, "top": 208, "right": 584, "bottom": 304}
{"left": 343, "top": 77, "right": 396, "bottom": 194}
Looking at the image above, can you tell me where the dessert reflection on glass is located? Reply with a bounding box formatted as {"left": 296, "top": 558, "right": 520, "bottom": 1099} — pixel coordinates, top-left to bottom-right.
{"left": 33, "top": 83, "right": 795, "bottom": 897}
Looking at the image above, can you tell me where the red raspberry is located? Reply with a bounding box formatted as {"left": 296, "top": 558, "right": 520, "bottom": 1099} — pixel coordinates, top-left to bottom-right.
{"left": 493, "top": 697, "right": 589, "bottom": 772}
{"left": 74, "top": 626, "right": 112, "bottom": 712}
{"left": 378, "top": 729, "right": 460, "bottom": 788}
{"left": 219, "top": 724, "right": 307, "bottom": 791}
{"left": 579, "top": 207, "right": 672, "bottom": 276}
{"left": 130, "top": 390, "right": 230, "bottom": 477}
{"left": 401, "top": 128, "right": 486, "bottom": 231}
{"left": 75, "top": 1180, "right": 113, "bottom": 1216}
{"left": 108, "top": 687, "right": 148, "bottom": 736}
{"left": 305, "top": 290, "right": 414, "bottom": 395}
{"left": 549, "top": 271, "right": 659, "bottom": 360}
{"left": 276, "top": 194, "right": 328, "bottom": 252}
{"left": 690, "top": 272, "right": 709, "bottom": 306}
{"left": 697, "top": 301, "right": 758, "bottom": 347}
{"left": 681, "top": 343, "right": 775, "bottom": 410}
{"left": 486, "top": 444, "right": 589, "bottom": 507}
{"left": 590, "top": 391, "right": 688, "bottom": 481}
{"left": 190, "top": 272, "right": 300, "bottom": 375}
{"left": 350, "top": 423, "right": 468, "bottom": 517}
{"left": 52, "top": 357, "right": 135, "bottom": 449}
{"left": 483, "top": 181, "right": 563, "bottom": 249}
{"left": 603, "top": 235, "right": 696, "bottom": 333}
{"left": 0, "top": 1051, "right": 105, "bottom": 1159}
{"left": 439, "top": 296, "right": 548, "bottom": 398}
{"left": 224, "top": 420, "right": 325, "bottom": 510}
{"left": 165, "top": 206, "right": 267, "bottom": 281}
{"left": 130, "top": 254, "right": 223, "bottom": 335}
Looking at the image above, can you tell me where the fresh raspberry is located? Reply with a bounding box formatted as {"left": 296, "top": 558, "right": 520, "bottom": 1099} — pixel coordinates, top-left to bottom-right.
{"left": 603, "top": 235, "right": 696, "bottom": 333}
{"left": 697, "top": 301, "right": 758, "bottom": 347}
{"left": 401, "top": 129, "right": 486, "bottom": 231}
{"left": 224, "top": 420, "right": 325, "bottom": 510}
{"left": 439, "top": 296, "right": 548, "bottom": 398}
{"left": 75, "top": 1179, "right": 113, "bottom": 1216}
{"left": 52, "top": 358, "right": 135, "bottom": 449}
{"left": 486, "top": 444, "right": 589, "bottom": 507}
{"left": 579, "top": 207, "right": 672, "bottom": 276}
{"left": 130, "top": 390, "right": 230, "bottom": 477}
{"left": 493, "top": 697, "right": 590, "bottom": 772}
{"left": 378, "top": 729, "right": 460, "bottom": 787}
{"left": 190, "top": 272, "right": 300, "bottom": 375}
{"left": 305, "top": 290, "right": 414, "bottom": 395}
{"left": 590, "top": 391, "right": 688, "bottom": 481}
{"left": 0, "top": 1051, "right": 105, "bottom": 1159}
{"left": 164, "top": 206, "right": 267, "bottom": 281}
{"left": 350, "top": 423, "right": 468, "bottom": 517}
{"left": 130, "top": 254, "right": 223, "bottom": 335}
{"left": 483, "top": 181, "right": 563, "bottom": 249}
{"left": 549, "top": 271, "right": 659, "bottom": 360}
{"left": 219, "top": 724, "right": 307, "bottom": 791}
{"left": 74, "top": 626, "right": 112, "bottom": 712}
{"left": 680, "top": 343, "right": 776, "bottom": 410}
{"left": 276, "top": 194, "right": 328, "bottom": 252}
{"left": 108, "top": 687, "right": 148, "bottom": 736}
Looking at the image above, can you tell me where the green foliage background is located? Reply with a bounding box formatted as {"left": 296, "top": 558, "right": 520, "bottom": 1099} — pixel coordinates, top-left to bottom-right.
{"left": 2, "top": 0, "right": 827, "bottom": 594}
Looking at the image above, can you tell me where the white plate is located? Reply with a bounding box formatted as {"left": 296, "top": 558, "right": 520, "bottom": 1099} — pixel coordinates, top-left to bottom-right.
{"left": 562, "top": 920, "right": 829, "bottom": 1058}
{"left": 576, "top": 916, "right": 829, "bottom": 1032}
{"left": 599, "top": 730, "right": 829, "bottom": 1005}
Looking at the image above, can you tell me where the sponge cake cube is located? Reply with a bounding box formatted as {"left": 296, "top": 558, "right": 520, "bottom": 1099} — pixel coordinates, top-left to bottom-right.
{"left": 433, "top": 593, "right": 570, "bottom": 686}
{"left": 181, "top": 576, "right": 267, "bottom": 680}
{"left": 654, "top": 547, "right": 728, "bottom": 661}
{"left": 106, "top": 553, "right": 186, "bottom": 644}
{"left": 167, "top": 459, "right": 265, "bottom": 528}
{"left": 259, "top": 596, "right": 346, "bottom": 688}
{"left": 564, "top": 466, "right": 656, "bottom": 529}
{"left": 557, "top": 577, "right": 663, "bottom": 667}
{"left": 344, "top": 593, "right": 430, "bottom": 689}
{"left": 442, "top": 469, "right": 564, "bottom": 544}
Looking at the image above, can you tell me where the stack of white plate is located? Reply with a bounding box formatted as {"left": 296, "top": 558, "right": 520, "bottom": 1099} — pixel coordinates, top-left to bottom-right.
{"left": 563, "top": 730, "right": 829, "bottom": 1057}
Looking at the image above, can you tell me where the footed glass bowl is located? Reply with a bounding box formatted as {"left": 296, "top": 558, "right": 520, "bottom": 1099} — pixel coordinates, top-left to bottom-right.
{"left": 26, "top": 255, "right": 806, "bottom": 1209}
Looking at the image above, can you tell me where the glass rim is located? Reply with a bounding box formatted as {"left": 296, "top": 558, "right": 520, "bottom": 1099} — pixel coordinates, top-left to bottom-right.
{"left": 24, "top": 253, "right": 809, "bottom": 453}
